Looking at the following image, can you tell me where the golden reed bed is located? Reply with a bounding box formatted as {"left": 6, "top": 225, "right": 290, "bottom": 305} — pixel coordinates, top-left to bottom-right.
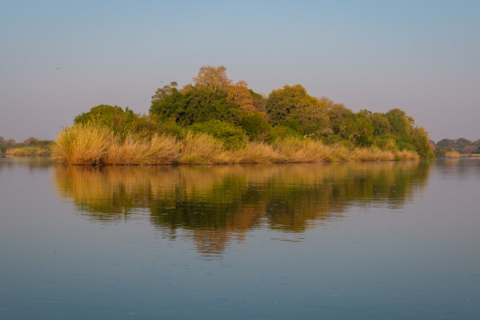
{"left": 51, "top": 124, "right": 419, "bottom": 165}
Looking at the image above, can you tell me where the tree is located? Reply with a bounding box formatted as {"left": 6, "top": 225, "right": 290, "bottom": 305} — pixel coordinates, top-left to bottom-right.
{"left": 462, "top": 145, "right": 478, "bottom": 154}
{"left": 412, "top": 126, "right": 435, "bottom": 158}
{"left": 385, "top": 109, "right": 414, "bottom": 137}
{"left": 150, "top": 87, "right": 241, "bottom": 126}
{"left": 24, "top": 137, "right": 39, "bottom": 146}
{"left": 266, "top": 84, "right": 308, "bottom": 125}
{"left": 293, "top": 97, "right": 329, "bottom": 135}
{"left": 436, "top": 139, "right": 456, "bottom": 148}
{"left": 369, "top": 112, "right": 391, "bottom": 135}
{"left": 151, "top": 81, "right": 178, "bottom": 103}
{"left": 6, "top": 139, "right": 15, "bottom": 145}
{"left": 226, "top": 80, "right": 263, "bottom": 114}
{"left": 75, "top": 105, "right": 159, "bottom": 138}
{"left": 0, "top": 136, "right": 4, "bottom": 144}
{"left": 456, "top": 138, "right": 472, "bottom": 151}
{"left": 241, "top": 113, "right": 271, "bottom": 141}
{"left": 193, "top": 65, "right": 232, "bottom": 94}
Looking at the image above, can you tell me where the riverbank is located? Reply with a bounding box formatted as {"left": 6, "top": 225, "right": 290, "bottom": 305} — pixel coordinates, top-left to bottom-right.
{"left": 52, "top": 124, "right": 419, "bottom": 165}
{"left": 5, "top": 147, "right": 51, "bottom": 157}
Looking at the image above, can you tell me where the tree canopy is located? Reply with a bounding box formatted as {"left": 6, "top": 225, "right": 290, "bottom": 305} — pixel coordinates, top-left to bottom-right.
{"left": 67, "top": 65, "right": 437, "bottom": 158}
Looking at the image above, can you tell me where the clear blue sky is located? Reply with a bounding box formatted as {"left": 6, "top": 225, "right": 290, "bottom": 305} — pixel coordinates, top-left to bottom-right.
{"left": 1, "top": 0, "right": 479, "bottom": 142}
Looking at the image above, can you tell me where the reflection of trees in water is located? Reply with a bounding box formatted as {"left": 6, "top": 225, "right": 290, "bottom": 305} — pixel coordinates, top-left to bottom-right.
{"left": 436, "top": 159, "right": 480, "bottom": 179}
{"left": 0, "top": 158, "right": 52, "bottom": 173}
{"left": 53, "top": 161, "right": 432, "bottom": 257}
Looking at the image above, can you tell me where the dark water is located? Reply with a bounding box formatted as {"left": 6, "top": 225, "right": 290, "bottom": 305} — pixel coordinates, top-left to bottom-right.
{"left": 0, "top": 158, "right": 479, "bottom": 319}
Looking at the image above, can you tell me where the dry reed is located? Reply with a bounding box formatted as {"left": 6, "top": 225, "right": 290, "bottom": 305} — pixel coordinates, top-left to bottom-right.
{"left": 52, "top": 124, "right": 421, "bottom": 165}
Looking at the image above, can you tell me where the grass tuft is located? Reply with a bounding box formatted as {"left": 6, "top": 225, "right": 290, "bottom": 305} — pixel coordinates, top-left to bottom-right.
{"left": 52, "top": 125, "right": 421, "bottom": 165}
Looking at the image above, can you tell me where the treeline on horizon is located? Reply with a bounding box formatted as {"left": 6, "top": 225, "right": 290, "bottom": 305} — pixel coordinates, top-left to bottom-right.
{"left": 430, "top": 138, "right": 480, "bottom": 157}
{"left": 0, "top": 136, "right": 53, "bottom": 156}
{"left": 53, "top": 66, "right": 433, "bottom": 165}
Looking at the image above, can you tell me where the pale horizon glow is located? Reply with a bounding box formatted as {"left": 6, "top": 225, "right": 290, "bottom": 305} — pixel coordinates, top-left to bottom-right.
{"left": 1, "top": 0, "right": 479, "bottom": 142}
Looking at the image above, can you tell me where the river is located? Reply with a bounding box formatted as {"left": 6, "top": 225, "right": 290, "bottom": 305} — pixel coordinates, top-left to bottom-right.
{"left": 0, "top": 158, "right": 479, "bottom": 319}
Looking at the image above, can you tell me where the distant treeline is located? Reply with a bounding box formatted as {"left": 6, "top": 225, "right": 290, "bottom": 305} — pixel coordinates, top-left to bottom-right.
{"left": 430, "top": 138, "right": 480, "bottom": 157}
{"left": 66, "top": 65, "right": 433, "bottom": 164}
{"left": 0, "top": 136, "right": 53, "bottom": 156}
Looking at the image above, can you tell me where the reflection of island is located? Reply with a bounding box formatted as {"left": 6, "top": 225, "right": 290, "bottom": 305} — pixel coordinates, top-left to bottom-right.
{"left": 53, "top": 162, "right": 432, "bottom": 258}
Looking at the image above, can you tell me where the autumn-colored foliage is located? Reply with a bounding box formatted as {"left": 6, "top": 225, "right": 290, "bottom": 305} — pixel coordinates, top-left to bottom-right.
{"left": 52, "top": 65, "right": 436, "bottom": 164}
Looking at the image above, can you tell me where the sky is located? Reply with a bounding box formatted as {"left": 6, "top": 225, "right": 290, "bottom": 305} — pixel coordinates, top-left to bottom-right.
{"left": 1, "top": 0, "right": 479, "bottom": 142}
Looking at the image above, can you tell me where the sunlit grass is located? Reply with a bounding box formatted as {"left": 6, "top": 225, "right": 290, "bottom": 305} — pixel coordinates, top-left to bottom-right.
{"left": 52, "top": 124, "right": 420, "bottom": 165}
{"left": 8, "top": 147, "right": 51, "bottom": 157}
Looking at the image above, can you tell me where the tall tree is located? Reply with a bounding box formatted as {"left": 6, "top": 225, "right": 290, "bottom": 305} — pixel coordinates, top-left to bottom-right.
{"left": 151, "top": 82, "right": 178, "bottom": 103}
{"left": 193, "top": 65, "right": 232, "bottom": 94}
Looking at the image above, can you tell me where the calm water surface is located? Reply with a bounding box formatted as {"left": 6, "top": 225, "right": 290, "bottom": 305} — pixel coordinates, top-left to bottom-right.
{"left": 0, "top": 158, "right": 479, "bottom": 319}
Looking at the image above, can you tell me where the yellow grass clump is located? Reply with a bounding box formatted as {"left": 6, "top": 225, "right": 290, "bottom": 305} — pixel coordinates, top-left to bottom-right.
{"left": 51, "top": 124, "right": 421, "bottom": 165}
{"left": 8, "top": 147, "right": 51, "bottom": 157}
{"left": 445, "top": 150, "right": 461, "bottom": 158}
{"left": 231, "top": 142, "right": 285, "bottom": 164}
{"left": 51, "top": 124, "right": 113, "bottom": 165}
{"left": 178, "top": 133, "right": 227, "bottom": 164}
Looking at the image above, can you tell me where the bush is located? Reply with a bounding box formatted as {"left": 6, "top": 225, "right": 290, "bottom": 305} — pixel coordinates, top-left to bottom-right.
{"left": 373, "top": 137, "right": 398, "bottom": 152}
{"left": 320, "top": 134, "right": 355, "bottom": 149}
{"left": 241, "top": 114, "right": 271, "bottom": 141}
{"left": 267, "top": 125, "right": 302, "bottom": 143}
{"left": 189, "top": 120, "right": 247, "bottom": 150}
{"left": 0, "top": 144, "right": 7, "bottom": 155}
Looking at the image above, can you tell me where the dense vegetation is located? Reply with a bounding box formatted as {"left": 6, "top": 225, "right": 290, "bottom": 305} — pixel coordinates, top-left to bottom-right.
{"left": 0, "top": 136, "right": 53, "bottom": 156}
{"left": 53, "top": 65, "right": 433, "bottom": 165}
{"left": 430, "top": 138, "right": 480, "bottom": 157}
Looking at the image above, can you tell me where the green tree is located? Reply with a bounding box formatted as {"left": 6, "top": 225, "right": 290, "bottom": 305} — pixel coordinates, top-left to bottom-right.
{"left": 151, "top": 81, "right": 178, "bottom": 103}
{"left": 75, "top": 105, "right": 160, "bottom": 138}
{"left": 369, "top": 112, "right": 391, "bottom": 135}
{"left": 241, "top": 113, "right": 271, "bottom": 141}
{"left": 150, "top": 88, "right": 241, "bottom": 126}
{"left": 266, "top": 85, "right": 309, "bottom": 125}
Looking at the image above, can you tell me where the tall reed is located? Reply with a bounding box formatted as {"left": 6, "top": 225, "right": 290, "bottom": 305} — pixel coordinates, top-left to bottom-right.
{"left": 52, "top": 124, "right": 420, "bottom": 165}
{"left": 52, "top": 123, "right": 113, "bottom": 165}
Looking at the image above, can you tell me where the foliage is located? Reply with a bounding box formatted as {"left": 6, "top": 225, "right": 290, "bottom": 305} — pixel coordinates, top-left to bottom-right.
{"left": 432, "top": 138, "right": 480, "bottom": 155}
{"left": 241, "top": 113, "right": 271, "bottom": 141}
{"left": 150, "top": 88, "right": 242, "bottom": 126}
{"left": 151, "top": 81, "right": 178, "bottom": 103}
{"left": 189, "top": 120, "right": 247, "bottom": 150}
{"left": 74, "top": 105, "right": 161, "bottom": 139}
{"left": 267, "top": 125, "right": 302, "bottom": 143}
{"left": 0, "top": 143, "right": 7, "bottom": 154}
{"left": 52, "top": 124, "right": 418, "bottom": 166}
{"left": 192, "top": 65, "right": 232, "bottom": 94}
{"left": 60, "top": 65, "right": 437, "bottom": 160}
{"left": 10, "top": 147, "right": 51, "bottom": 157}
{"left": 24, "top": 137, "right": 39, "bottom": 146}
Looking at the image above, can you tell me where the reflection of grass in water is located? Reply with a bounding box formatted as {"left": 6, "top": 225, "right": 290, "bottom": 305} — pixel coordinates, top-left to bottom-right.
{"left": 54, "top": 161, "right": 431, "bottom": 227}
{"left": 53, "top": 162, "right": 432, "bottom": 257}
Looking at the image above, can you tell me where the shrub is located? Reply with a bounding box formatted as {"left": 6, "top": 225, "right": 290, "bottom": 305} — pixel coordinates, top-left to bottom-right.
{"left": 373, "top": 137, "right": 398, "bottom": 152}
{"left": 241, "top": 114, "right": 271, "bottom": 141}
{"left": 395, "top": 141, "right": 416, "bottom": 152}
{"left": 189, "top": 120, "right": 247, "bottom": 150}
{"left": 267, "top": 125, "right": 301, "bottom": 143}
{"left": 0, "top": 144, "right": 7, "bottom": 154}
